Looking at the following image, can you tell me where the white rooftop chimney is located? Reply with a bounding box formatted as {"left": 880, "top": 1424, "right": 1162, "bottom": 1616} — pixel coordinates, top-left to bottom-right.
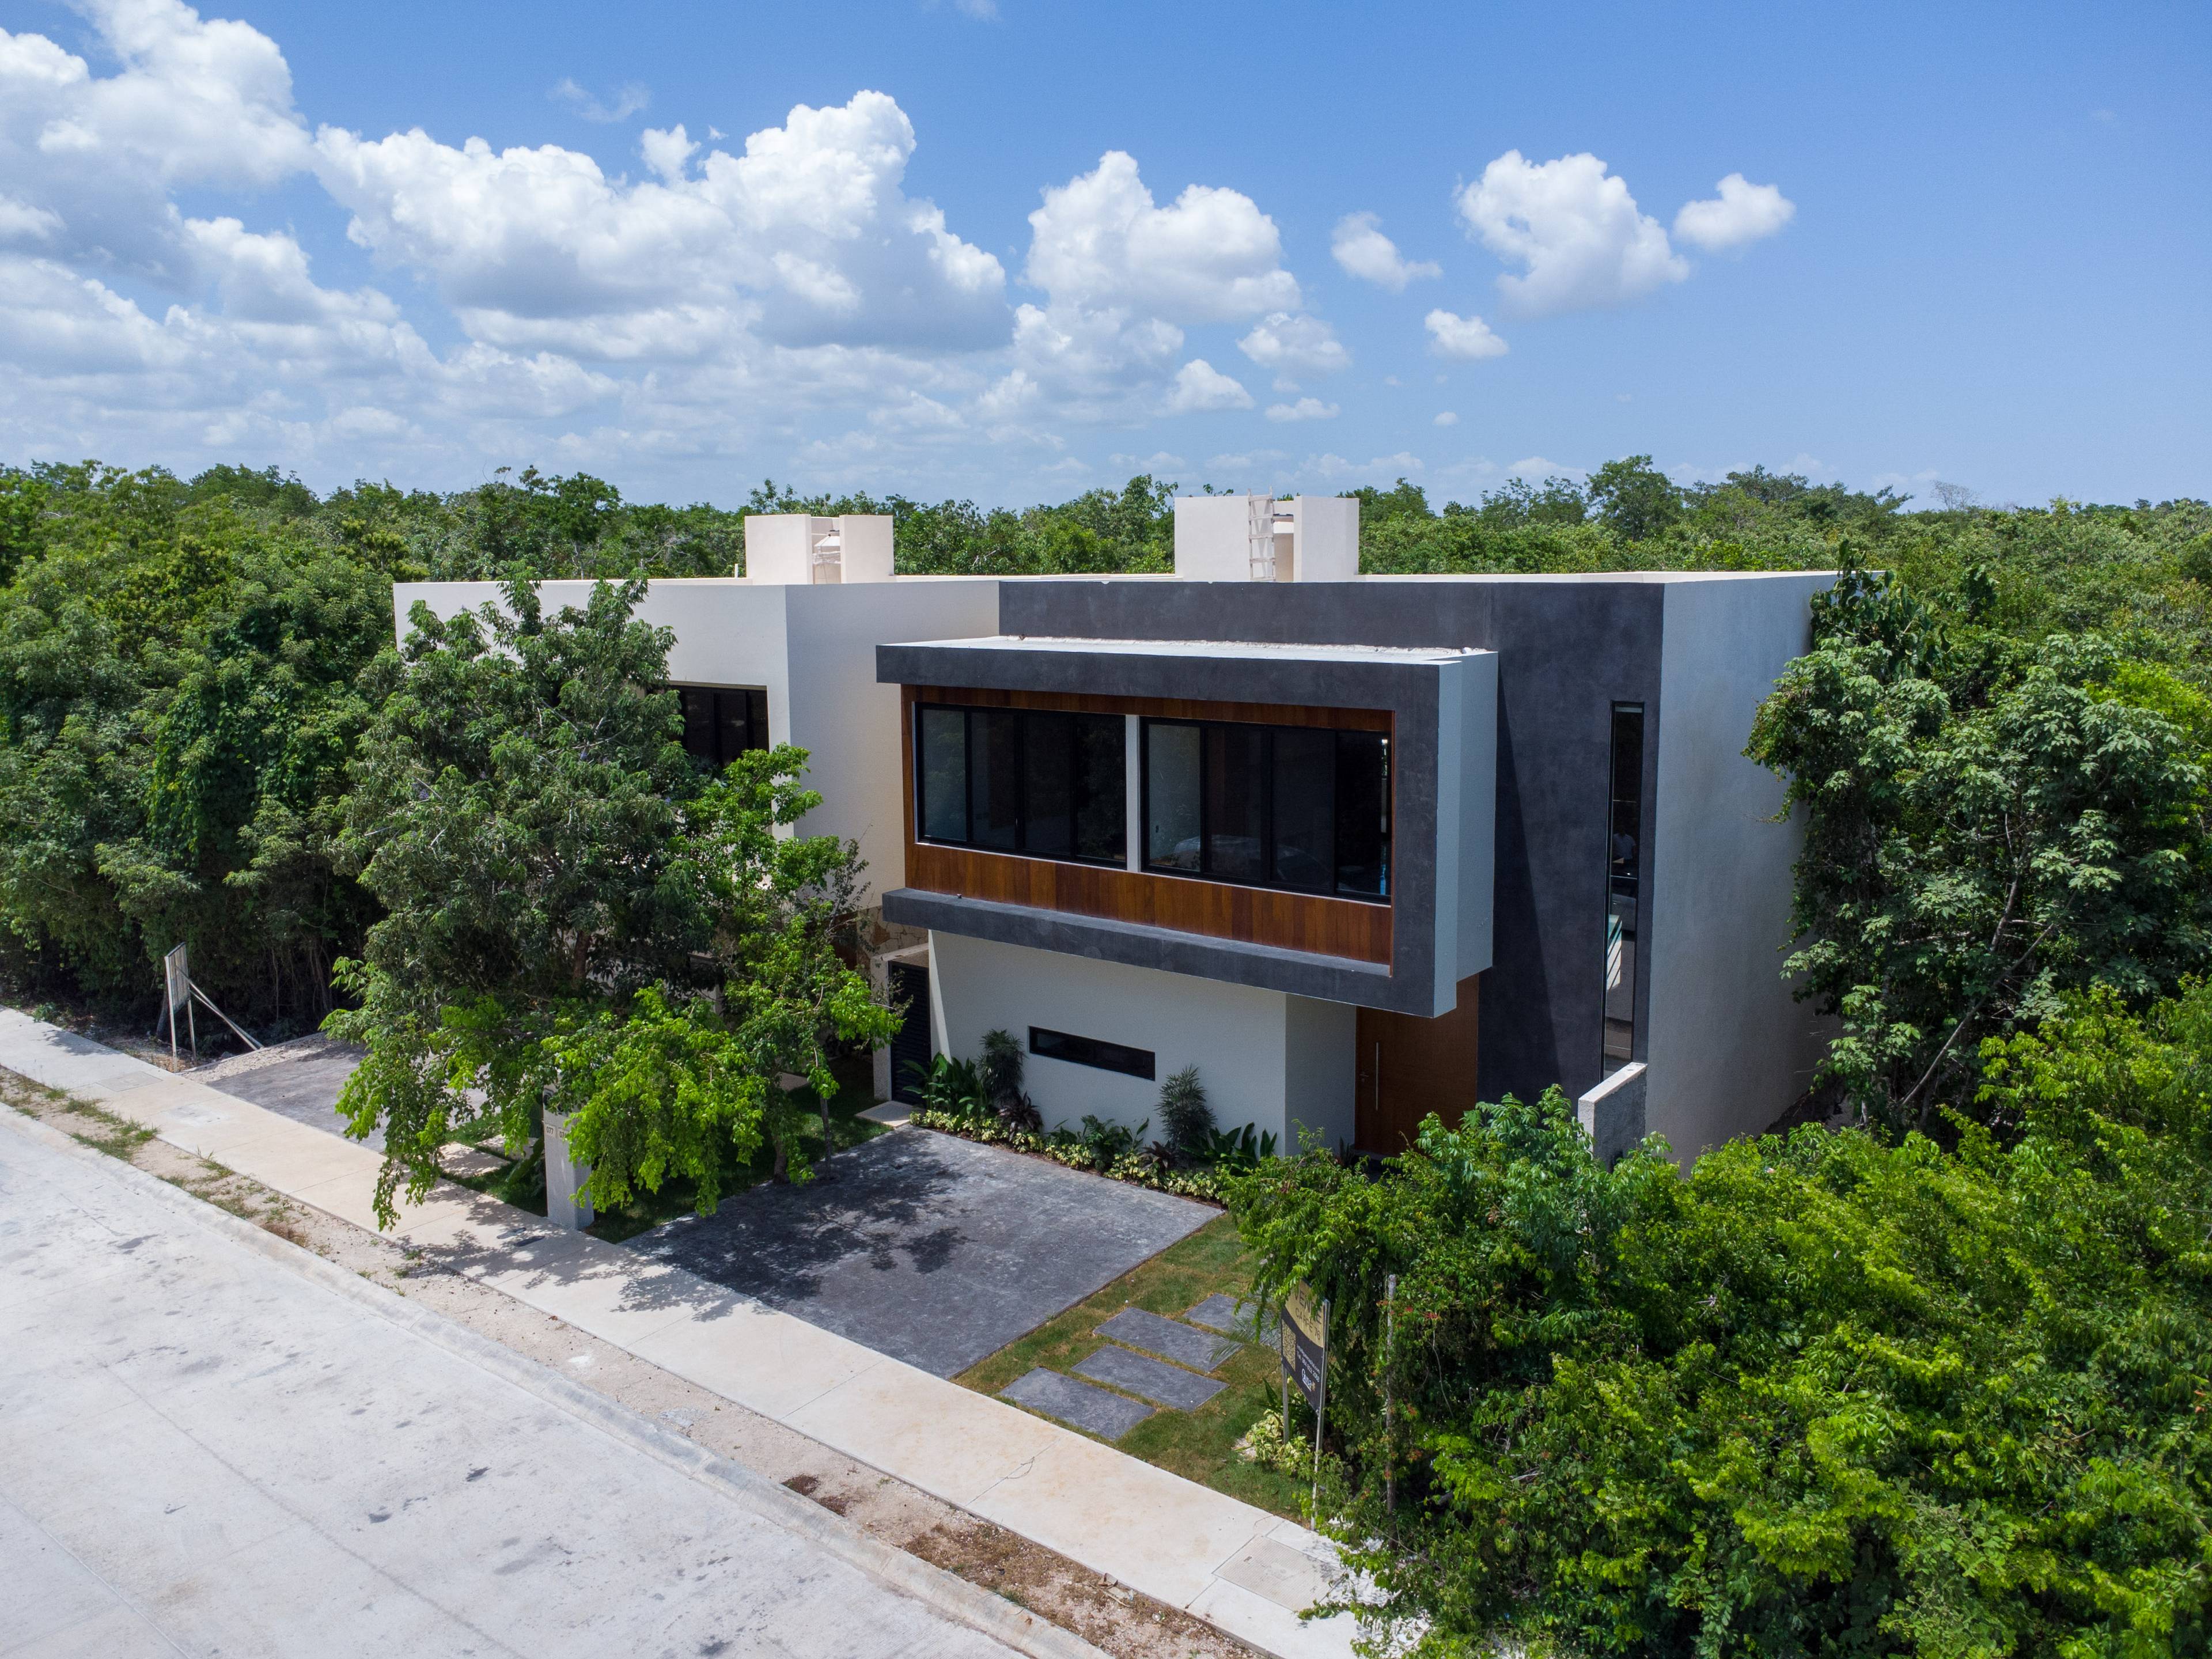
{"left": 1172, "top": 494, "right": 1359, "bottom": 582}
{"left": 741, "top": 514, "right": 895, "bottom": 584}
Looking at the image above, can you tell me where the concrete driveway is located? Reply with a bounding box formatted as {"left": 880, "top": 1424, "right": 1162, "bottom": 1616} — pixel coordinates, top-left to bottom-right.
{"left": 638, "top": 1129, "right": 1216, "bottom": 1377}
{"left": 0, "top": 1111, "right": 1055, "bottom": 1659}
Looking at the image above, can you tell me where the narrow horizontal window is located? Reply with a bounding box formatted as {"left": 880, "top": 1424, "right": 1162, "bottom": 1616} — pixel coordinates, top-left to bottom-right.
{"left": 1030, "top": 1026, "right": 1156, "bottom": 1081}
{"left": 914, "top": 703, "right": 1127, "bottom": 866}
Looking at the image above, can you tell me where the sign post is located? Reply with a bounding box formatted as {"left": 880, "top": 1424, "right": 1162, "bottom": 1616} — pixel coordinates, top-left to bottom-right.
{"left": 1383, "top": 1272, "right": 1398, "bottom": 1512}
{"left": 162, "top": 944, "right": 190, "bottom": 1066}
{"left": 1280, "top": 1281, "right": 1330, "bottom": 1515}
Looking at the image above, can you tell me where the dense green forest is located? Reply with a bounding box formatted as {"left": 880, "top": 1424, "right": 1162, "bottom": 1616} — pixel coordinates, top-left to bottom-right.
{"left": 5, "top": 454, "right": 2211, "bottom": 1653}
{"left": 2, "top": 454, "right": 2204, "bottom": 1041}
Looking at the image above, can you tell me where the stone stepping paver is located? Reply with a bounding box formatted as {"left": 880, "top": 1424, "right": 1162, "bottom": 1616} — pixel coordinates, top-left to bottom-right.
{"left": 1075, "top": 1343, "right": 1227, "bottom": 1411}
{"left": 1186, "top": 1292, "right": 1278, "bottom": 1342}
{"left": 1000, "top": 1367, "right": 1154, "bottom": 1440}
{"left": 1096, "top": 1306, "right": 1242, "bottom": 1373}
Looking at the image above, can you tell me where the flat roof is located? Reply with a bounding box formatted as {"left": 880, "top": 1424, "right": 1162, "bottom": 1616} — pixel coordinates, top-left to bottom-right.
{"left": 887, "top": 634, "right": 1488, "bottom": 665}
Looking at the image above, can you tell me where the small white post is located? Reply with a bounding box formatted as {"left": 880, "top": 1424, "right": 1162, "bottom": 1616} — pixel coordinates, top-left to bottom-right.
{"left": 542, "top": 1109, "right": 594, "bottom": 1231}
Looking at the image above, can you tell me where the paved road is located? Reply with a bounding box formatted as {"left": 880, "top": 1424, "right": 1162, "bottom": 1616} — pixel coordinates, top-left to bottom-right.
{"left": 0, "top": 1112, "right": 1032, "bottom": 1659}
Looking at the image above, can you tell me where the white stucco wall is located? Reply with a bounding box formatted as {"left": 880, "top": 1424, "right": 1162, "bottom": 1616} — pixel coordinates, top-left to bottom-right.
{"left": 1645, "top": 575, "right": 1834, "bottom": 1158}
{"left": 781, "top": 579, "right": 997, "bottom": 900}
{"left": 927, "top": 932, "right": 1354, "bottom": 1147}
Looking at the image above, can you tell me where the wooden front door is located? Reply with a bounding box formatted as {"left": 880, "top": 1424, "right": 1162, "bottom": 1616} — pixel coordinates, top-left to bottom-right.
{"left": 1354, "top": 975, "right": 1481, "bottom": 1153}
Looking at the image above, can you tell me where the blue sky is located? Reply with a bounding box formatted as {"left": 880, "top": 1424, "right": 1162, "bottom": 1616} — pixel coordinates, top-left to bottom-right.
{"left": 1, "top": 0, "right": 2204, "bottom": 509}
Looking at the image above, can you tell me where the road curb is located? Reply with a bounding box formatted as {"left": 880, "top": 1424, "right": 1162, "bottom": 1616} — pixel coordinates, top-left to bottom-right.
{"left": 0, "top": 1101, "right": 1111, "bottom": 1659}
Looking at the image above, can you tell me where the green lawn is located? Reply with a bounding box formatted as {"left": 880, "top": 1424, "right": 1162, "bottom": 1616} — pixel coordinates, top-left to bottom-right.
{"left": 445, "top": 1052, "right": 888, "bottom": 1244}
{"left": 955, "top": 1212, "right": 1305, "bottom": 1519}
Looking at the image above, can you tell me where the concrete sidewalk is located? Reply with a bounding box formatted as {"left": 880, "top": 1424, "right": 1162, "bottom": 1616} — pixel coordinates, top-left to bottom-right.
{"left": 0, "top": 1100, "right": 1080, "bottom": 1659}
{"left": 0, "top": 1009, "right": 1357, "bottom": 1659}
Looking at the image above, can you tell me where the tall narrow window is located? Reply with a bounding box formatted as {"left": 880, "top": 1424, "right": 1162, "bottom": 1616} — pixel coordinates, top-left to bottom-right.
{"left": 914, "top": 704, "right": 1127, "bottom": 866}
{"left": 1604, "top": 703, "right": 1645, "bottom": 1074}
{"left": 969, "top": 709, "right": 1022, "bottom": 851}
{"left": 1334, "top": 731, "right": 1389, "bottom": 898}
{"left": 1203, "top": 725, "right": 1266, "bottom": 882}
{"left": 1022, "top": 712, "right": 1075, "bottom": 857}
{"left": 918, "top": 707, "right": 968, "bottom": 843}
{"left": 1146, "top": 722, "right": 1202, "bottom": 870}
{"left": 1270, "top": 728, "right": 1335, "bottom": 890}
{"left": 1073, "top": 715, "right": 1126, "bottom": 863}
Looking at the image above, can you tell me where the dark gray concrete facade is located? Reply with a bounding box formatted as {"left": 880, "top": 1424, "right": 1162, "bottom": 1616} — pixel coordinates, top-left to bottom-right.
{"left": 987, "top": 577, "right": 1671, "bottom": 1109}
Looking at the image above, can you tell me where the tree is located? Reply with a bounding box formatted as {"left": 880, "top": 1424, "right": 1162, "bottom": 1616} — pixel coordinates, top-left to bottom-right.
{"left": 1226, "top": 983, "right": 2212, "bottom": 1657}
{"left": 325, "top": 577, "right": 891, "bottom": 1225}
{"left": 0, "top": 463, "right": 384, "bottom": 1024}
{"left": 1747, "top": 569, "right": 2212, "bottom": 1130}
{"left": 1585, "top": 453, "right": 1684, "bottom": 541}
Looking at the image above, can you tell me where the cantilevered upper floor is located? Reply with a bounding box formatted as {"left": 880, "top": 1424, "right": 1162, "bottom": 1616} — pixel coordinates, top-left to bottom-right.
{"left": 876, "top": 633, "right": 1496, "bottom": 1018}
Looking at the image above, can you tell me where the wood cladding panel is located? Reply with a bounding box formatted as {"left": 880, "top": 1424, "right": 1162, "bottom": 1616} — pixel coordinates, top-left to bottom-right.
{"left": 907, "top": 842, "right": 1392, "bottom": 964}
{"left": 1355, "top": 975, "right": 1481, "bottom": 1151}
{"left": 903, "top": 684, "right": 1391, "bottom": 733}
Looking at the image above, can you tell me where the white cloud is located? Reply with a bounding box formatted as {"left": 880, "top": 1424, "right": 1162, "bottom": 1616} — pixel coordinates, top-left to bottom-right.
{"left": 1305, "top": 452, "right": 1423, "bottom": 484}
{"left": 1330, "top": 211, "right": 1440, "bottom": 291}
{"left": 1237, "top": 312, "right": 1349, "bottom": 378}
{"left": 1672, "top": 173, "right": 1794, "bottom": 252}
{"left": 314, "top": 93, "right": 1007, "bottom": 356}
{"left": 1164, "top": 359, "right": 1253, "bottom": 414}
{"left": 1456, "top": 150, "right": 1687, "bottom": 317}
{"left": 1024, "top": 151, "right": 1297, "bottom": 322}
{"left": 1206, "top": 449, "right": 1287, "bottom": 474}
{"left": 1265, "top": 397, "right": 1337, "bottom": 423}
{"left": 1003, "top": 151, "right": 1310, "bottom": 421}
{"left": 1507, "top": 455, "right": 1580, "bottom": 479}
{"left": 548, "top": 78, "right": 650, "bottom": 124}
{"left": 0, "top": 2, "right": 1336, "bottom": 491}
{"left": 1433, "top": 411, "right": 1457, "bottom": 427}
{"left": 1424, "top": 309, "right": 1508, "bottom": 361}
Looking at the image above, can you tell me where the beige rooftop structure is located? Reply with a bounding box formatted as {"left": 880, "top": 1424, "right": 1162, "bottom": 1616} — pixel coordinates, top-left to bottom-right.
{"left": 1172, "top": 493, "right": 1359, "bottom": 582}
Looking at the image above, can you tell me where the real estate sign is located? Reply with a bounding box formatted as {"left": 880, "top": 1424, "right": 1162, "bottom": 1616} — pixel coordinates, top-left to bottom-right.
{"left": 163, "top": 944, "right": 190, "bottom": 1016}
{"left": 1281, "top": 1282, "right": 1327, "bottom": 1407}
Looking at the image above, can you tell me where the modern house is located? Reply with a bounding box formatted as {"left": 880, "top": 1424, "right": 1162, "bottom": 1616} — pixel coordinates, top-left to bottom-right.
{"left": 395, "top": 497, "right": 1834, "bottom": 1195}
{"left": 876, "top": 498, "right": 1834, "bottom": 1164}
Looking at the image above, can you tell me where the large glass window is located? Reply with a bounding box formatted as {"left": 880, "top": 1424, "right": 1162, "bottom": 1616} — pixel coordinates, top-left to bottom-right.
{"left": 915, "top": 704, "right": 1126, "bottom": 865}
{"left": 1142, "top": 719, "right": 1389, "bottom": 902}
{"left": 1604, "top": 703, "right": 1645, "bottom": 1074}
{"left": 1145, "top": 722, "right": 1201, "bottom": 870}
{"left": 677, "top": 687, "right": 768, "bottom": 770}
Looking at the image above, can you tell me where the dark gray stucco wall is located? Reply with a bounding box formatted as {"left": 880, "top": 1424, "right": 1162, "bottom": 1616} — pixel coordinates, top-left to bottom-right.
{"left": 996, "top": 578, "right": 1669, "bottom": 1108}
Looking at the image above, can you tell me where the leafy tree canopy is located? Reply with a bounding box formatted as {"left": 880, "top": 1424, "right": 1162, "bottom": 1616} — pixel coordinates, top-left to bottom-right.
{"left": 1228, "top": 982, "right": 2212, "bottom": 1659}
{"left": 325, "top": 577, "right": 892, "bottom": 1225}
{"left": 1749, "top": 570, "right": 2212, "bottom": 1128}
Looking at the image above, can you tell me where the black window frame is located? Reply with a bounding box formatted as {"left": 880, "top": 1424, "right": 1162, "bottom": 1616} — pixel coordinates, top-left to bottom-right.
{"left": 1140, "top": 717, "right": 1390, "bottom": 904}
{"left": 912, "top": 702, "right": 1127, "bottom": 867}
{"left": 1029, "top": 1026, "right": 1156, "bottom": 1080}
{"left": 673, "top": 684, "right": 770, "bottom": 770}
